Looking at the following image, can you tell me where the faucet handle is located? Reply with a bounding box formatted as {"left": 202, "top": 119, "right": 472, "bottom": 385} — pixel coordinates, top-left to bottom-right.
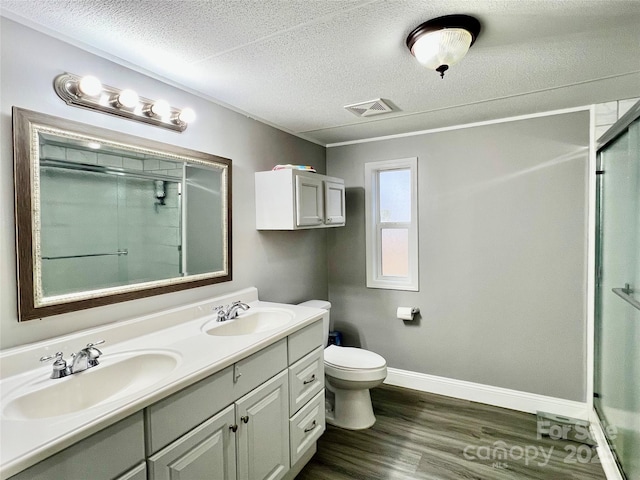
{"left": 40, "top": 351, "right": 65, "bottom": 364}
{"left": 85, "top": 340, "right": 105, "bottom": 367}
{"left": 214, "top": 305, "right": 229, "bottom": 321}
{"left": 40, "top": 352, "right": 68, "bottom": 379}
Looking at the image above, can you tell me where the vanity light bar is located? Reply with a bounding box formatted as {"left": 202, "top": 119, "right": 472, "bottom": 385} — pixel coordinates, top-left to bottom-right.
{"left": 53, "top": 73, "right": 195, "bottom": 132}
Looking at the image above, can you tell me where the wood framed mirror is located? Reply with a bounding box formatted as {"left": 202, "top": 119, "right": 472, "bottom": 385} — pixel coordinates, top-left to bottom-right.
{"left": 13, "top": 107, "right": 232, "bottom": 321}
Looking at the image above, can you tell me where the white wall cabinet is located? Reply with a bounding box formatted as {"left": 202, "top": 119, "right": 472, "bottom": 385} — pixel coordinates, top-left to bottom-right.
{"left": 255, "top": 169, "right": 345, "bottom": 230}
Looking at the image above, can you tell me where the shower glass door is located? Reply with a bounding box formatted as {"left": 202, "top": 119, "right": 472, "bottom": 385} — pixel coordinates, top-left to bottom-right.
{"left": 594, "top": 113, "right": 640, "bottom": 480}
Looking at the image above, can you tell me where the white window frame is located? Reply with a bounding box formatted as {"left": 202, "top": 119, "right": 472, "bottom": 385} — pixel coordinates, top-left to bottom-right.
{"left": 364, "top": 157, "right": 419, "bottom": 291}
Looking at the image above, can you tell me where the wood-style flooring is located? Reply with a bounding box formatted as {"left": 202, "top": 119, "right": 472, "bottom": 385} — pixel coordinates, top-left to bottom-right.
{"left": 297, "top": 385, "right": 606, "bottom": 480}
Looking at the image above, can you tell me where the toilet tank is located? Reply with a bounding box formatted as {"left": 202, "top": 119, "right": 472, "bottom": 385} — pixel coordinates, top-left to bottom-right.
{"left": 298, "top": 300, "right": 331, "bottom": 347}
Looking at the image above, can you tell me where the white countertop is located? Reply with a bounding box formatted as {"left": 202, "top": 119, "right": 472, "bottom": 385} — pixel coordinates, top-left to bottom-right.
{"left": 0, "top": 288, "right": 324, "bottom": 479}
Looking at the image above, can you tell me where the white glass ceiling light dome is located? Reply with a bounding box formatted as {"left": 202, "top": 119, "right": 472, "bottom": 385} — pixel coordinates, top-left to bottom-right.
{"left": 406, "top": 15, "right": 481, "bottom": 78}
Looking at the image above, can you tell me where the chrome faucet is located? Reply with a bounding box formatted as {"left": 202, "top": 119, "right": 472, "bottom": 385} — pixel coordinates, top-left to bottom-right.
{"left": 214, "top": 301, "right": 250, "bottom": 322}
{"left": 40, "top": 340, "right": 105, "bottom": 379}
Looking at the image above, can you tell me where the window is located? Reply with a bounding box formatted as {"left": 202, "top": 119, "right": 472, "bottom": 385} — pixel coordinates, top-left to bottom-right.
{"left": 365, "top": 157, "right": 418, "bottom": 290}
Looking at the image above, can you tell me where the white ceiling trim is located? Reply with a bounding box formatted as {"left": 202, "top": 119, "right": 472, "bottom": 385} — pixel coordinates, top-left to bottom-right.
{"left": 310, "top": 70, "right": 640, "bottom": 137}
{"left": 326, "top": 105, "right": 592, "bottom": 148}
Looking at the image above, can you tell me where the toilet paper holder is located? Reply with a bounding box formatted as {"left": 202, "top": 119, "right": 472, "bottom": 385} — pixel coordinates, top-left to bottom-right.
{"left": 396, "top": 306, "right": 419, "bottom": 320}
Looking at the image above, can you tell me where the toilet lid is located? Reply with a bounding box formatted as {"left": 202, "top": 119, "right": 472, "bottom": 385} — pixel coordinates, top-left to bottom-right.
{"left": 324, "top": 345, "right": 386, "bottom": 370}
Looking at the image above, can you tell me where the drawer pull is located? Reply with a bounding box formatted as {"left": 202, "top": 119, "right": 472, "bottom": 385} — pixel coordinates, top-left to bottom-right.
{"left": 303, "top": 374, "right": 316, "bottom": 385}
{"left": 241, "top": 415, "right": 249, "bottom": 424}
{"left": 304, "top": 420, "right": 317, "bottom": 433}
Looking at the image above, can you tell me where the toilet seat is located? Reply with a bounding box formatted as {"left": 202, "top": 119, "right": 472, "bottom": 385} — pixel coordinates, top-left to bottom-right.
{"left": 324, "top": 345, "right": 386, "bottom": 369}
{"left": 324, "top": 345, "right": 387, "bottom": 381}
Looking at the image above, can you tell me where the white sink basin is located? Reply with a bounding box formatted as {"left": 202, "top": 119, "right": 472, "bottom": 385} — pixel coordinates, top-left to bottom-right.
{"left": 3, "top": 350, "right": 180, "bottom": 420}
{"left": 204, "top": 308, "right": 295, "bottom": 336}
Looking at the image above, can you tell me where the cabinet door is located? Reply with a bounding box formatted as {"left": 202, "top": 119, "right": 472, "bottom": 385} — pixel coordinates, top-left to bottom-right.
{"left": 236, "top": 371, "right": 289, "bottom": 480}
{"left": 295, "top": 175, "right": 323, "bottom": 227}
{"left": 148, "top": 405, "right": 236, "bottom": 480}
{"left": 324, "top": 181, "right": 345, "bottom": 225}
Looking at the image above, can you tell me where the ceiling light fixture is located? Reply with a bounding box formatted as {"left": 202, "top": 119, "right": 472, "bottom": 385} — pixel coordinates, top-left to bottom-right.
{"left": 406, "top": 14, "right": 481, "bottom": 79}
{"left": 53, "top": 72, "right": 195, "bottom": 132}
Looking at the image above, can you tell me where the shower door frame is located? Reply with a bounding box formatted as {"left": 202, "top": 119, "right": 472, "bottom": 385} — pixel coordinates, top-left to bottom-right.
{"left": 593, "top": 100, "right": 640, "bottom": 480}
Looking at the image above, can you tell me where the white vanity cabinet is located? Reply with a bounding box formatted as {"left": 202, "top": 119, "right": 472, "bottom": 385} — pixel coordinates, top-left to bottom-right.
{"left": 146, "top": 341, "right": 289, "bottom": 480}
{"left": 147, "top": 320, "right": 325, "bottom": 480}
{"left": 6, "top": 319, "right": 324, "bottom": 480}
{"left": 8, "top": 413, "right": 145, "bottom": 480}
{"left": 255, "top": 169, "right": 345, "bottom": 230}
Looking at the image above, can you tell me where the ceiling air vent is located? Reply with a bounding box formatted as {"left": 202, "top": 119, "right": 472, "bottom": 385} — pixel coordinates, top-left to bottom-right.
{"left": 344, "top": 98, "right": 394, "bottom": 118}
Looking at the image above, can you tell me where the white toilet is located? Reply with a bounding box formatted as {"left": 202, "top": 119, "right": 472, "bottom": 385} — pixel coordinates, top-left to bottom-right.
{"left": 299, "top": 300, "right": 387, "bottom": 430}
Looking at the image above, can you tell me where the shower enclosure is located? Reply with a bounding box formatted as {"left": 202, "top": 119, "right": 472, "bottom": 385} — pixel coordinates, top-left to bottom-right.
{"left": 36, "top": 131, "right": 226, "bottom": 300}
{"left": 39, "top": 156, "right": 183, "bottom": 297}
{"left": 594, "top": 101, "right": 640, "bottom": 479}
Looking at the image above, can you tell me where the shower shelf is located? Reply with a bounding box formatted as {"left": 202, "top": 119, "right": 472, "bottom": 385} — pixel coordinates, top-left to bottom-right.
{"left": 612, "top": 286, "right": 640, "bottom": 311}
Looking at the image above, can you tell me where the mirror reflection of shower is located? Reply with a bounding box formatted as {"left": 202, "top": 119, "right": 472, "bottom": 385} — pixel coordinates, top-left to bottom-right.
{"left": 154, "top": 180, "right": 167, "bottom": 211}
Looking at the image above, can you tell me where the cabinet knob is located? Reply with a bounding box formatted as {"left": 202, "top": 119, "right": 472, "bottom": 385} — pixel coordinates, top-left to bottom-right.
{"left": 241, "top": 415, "right": 249, "bottom": 424}
{"left": 229, "top": 424, "right": 238, "bottom": 433}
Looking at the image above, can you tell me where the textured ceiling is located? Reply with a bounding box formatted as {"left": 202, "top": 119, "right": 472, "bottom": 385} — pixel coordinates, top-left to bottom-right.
{"left": 2, "top": 0, "right": 639, "bottom": 145}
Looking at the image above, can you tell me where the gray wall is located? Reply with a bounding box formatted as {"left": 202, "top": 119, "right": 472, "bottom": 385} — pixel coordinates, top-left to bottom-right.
{"left": 0, "top": 18, "right": 327, "bottom": 349}
{"left": 327, "top": 111, "right": 590, "bottom": 401}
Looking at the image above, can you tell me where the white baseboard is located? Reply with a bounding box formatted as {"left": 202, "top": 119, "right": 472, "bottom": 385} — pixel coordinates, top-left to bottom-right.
{"left": 384, "top": 367, "right": 589, "bottom": 419}
{"left": 589, "top": 409, "right": 624, "bottom": 480}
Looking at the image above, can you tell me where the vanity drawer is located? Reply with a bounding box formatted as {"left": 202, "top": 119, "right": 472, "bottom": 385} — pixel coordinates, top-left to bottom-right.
{"left": 288, "top": 319, "right": 323, "bottom": 364}
{"left": 232, "top": 338, "right": 287, "bottom": 399}
{"left": 288, "top": 346, "right": 324, "bottom": 416}
{"left": 145, "top": 366, "right": 235, "bottom": 454}
{"left": 289, "top": 390, "right": 325, "bottom": 466}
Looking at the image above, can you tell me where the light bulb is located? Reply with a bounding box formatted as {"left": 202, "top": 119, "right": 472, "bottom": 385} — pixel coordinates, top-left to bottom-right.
{"left": 150, "top": 99, "right": 170, "bottom": 118}
{"left": 178, "top": 108, "right": 196, "bottom": 124}
{"left": 87, "top": 142, "right": 101, "bottom": 149}
{"left": 77, "top": 75, "right": 102, "bottom": 97}
{"left": 117, "top": 89, "right": 139, "bottom": 109}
